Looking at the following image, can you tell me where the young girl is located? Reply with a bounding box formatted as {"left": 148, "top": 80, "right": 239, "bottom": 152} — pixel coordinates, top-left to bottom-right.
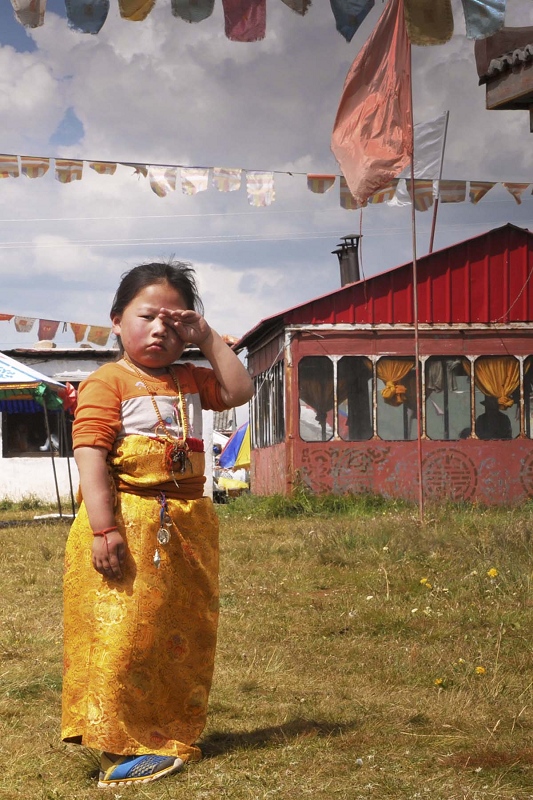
{"left": 62, "top": 261, "right": 254, "bottom": 788}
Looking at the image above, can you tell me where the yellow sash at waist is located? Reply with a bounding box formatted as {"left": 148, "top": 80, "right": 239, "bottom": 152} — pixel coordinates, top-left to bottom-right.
{"left": 110, "top": 435, "right": 206, "bottom": 501}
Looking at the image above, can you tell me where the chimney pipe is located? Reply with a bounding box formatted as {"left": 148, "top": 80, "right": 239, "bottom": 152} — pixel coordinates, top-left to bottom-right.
{"left": 332, "top": 234, "right": 361, "bottom": 287}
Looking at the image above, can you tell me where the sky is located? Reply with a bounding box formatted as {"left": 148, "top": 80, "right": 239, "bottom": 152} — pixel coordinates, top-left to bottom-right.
{"left": 0, "top": 0, "right": 533, "bottom": 350}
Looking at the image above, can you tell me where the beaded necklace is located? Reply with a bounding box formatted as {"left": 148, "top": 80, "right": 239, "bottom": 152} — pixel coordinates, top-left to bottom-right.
{"left": 124, "top": 357, "right": 189, "bottom": 451}
{"left": 123, "top": 357, "right": 191, "bottom": 567}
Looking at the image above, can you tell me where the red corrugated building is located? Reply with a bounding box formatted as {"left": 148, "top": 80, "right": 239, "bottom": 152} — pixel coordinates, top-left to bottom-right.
{"left": 238, "top": 223, "right": 533, "bottom": 505}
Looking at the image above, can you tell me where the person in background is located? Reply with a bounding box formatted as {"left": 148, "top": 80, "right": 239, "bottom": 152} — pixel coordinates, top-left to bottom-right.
{"left": 475, "top": 396, "right": 513, "bottom": 440}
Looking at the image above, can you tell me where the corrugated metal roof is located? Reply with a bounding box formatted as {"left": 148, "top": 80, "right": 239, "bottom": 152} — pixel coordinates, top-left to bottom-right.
{"left": 237, "top": 224, "right": 533, "bottom": 350}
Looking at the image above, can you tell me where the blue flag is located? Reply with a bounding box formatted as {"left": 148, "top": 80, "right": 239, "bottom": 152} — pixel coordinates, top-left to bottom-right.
{"left": 330, "top": 0, "right": 375, "bottom": 42}
{"left": 461, "top": 0, "right": 506, "bottom": 40}
{"left": 171, "top": 0, "right": 215, "bottom": 22}
{"left": 65, "top": 0, "right": 109, "bottom": 33}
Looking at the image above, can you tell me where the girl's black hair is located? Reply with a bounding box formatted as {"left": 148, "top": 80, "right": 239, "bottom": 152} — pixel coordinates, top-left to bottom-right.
{"left": 110, "top": 260, "right": 204, "bottom": 320}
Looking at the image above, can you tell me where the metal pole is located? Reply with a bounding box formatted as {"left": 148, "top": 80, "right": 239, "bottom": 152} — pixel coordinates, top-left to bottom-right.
{"left": 428, "top": 110, "right": 450, "bottom": 254}
{"left": 408, "top": 41, "right": 425, "bottom": 524}
{"left": 43, "top": 402, "right": 62, "bottom": 517}
{"left": 61, "top": 408, "right": 76, "bottom": 518}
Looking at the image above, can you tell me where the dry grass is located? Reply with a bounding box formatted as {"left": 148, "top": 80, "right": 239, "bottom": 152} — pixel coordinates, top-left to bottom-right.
{"left": 0, "top": 494, "right": 532, "bottom": 799}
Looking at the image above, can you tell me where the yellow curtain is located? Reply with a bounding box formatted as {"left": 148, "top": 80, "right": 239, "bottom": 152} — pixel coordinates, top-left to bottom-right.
{"left": 299, "top": 377, "right": 333, "bottom": 419}
{"left": 474, "top": 357, "right": 519, "bottom": 409}
{"left": 377, "top": 358, "right": 414, "bottom": 406}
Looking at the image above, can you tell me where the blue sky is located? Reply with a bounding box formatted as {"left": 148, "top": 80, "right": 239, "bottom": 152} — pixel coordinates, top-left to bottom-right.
{"left": 0, "top": 0, "right": 532, "bottom": 350}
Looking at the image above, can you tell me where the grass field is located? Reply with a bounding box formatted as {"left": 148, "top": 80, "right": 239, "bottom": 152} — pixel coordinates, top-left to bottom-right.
{"left": 0, "top": 493, "right": 532, "bottom": 799}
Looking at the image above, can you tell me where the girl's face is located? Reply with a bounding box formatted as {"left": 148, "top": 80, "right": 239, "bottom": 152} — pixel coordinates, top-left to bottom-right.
{"left": 112, "top": 281, "right": 188, "bottom": 371}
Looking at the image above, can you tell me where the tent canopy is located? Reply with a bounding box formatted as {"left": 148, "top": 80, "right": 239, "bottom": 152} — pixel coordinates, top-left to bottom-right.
{"left": 0, "top": 352, "right": 68, "bottom": 411}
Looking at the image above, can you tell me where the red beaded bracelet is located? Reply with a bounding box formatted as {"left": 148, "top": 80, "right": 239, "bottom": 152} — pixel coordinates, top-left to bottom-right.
{"left": 93, "top": 526, "right": 118, "bottom": 537}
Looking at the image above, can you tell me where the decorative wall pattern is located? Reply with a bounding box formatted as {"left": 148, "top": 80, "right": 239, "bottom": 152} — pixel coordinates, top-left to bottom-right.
{"left": 290, "top": 441, "right": 533, "bottom": 505}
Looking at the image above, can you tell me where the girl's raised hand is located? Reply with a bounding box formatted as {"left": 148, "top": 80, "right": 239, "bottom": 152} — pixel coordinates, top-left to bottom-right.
{"left": 159, "top": 308, "right": 212, "bottom": 347}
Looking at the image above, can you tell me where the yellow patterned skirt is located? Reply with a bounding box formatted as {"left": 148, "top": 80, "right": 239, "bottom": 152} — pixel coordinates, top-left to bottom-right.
{"left": 62, "top": 438, "right": 219, "bottom": 761}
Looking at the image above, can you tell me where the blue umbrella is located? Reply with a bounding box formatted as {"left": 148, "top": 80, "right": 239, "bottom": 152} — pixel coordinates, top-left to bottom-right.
{"left": 219, "top": 422, "right": 250, "bottom": 469}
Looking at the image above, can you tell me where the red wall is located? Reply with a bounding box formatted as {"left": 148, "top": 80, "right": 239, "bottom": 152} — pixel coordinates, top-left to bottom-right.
{"left": 251, "top": 443, "right": 287, "bottom": 496}
{"left": 294, "top": 439, "right": 533, "bottom": 506}
{"left": 250, "top": 439, "right": 533, "bottom": 505}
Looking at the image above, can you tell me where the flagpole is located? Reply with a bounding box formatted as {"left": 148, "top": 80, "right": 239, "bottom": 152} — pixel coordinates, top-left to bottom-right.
{"left": 428, "top": 109, "right": 449, "bottom": 254}
{"left": 407, "top": 41, "right": 425, "bottom": 525}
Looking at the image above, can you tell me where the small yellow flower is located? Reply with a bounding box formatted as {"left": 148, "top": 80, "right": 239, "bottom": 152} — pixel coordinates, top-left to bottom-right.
{"left": 420, "top": 577, "right": 432, "bottom": 589}
{"left": 475, "top": 666, "right": 486, "bottom": 675}
{"left": 487, "top": 568, "right": 499, "bottom": 578}
{"left": 434, "top": 677, "right": 444, "bottom": 686}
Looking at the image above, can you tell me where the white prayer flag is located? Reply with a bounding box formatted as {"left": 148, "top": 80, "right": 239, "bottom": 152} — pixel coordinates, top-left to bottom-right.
{"left": 246, "top": 171, "right": 275, "bottom": 207}
{"left": 181, "top": 168, "right": 209, "bottom": 195}
{"left": 10, "top": 0, "right": 46, "bottom": 27}
{"left": 149, "top": 167, "right": 177, "bottom": 197}
{"left": 390, "top": 113, "right": 448, "bottom": 206}
{"left": 212, "top": 167, "right": 242, "bottom": 192}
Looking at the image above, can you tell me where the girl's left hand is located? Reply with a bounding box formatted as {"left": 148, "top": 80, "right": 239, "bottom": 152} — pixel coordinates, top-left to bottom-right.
{"left": 159, "top": 308, "right": 212, "bottom": 347}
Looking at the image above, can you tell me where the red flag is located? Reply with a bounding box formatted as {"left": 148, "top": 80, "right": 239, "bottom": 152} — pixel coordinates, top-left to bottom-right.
{"left": 222, "top": 0, "right": 266, "bottom": 41}
{"left": 38, "top": 319, "right": 60, "bottom": 341}
{"left": 331, "top": 0, "right": 413, "bottom": 209}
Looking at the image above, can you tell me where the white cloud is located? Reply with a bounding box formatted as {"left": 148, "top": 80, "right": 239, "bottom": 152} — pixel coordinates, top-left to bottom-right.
{"left": 0, "top": 0, "right": 532, "bottom": 344}
{"left": 0, "top": 46, "right": 65, "bottom": 148}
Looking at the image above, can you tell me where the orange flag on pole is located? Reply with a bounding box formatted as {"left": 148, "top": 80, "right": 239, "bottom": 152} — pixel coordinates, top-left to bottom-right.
{"left": 331, "top": 0, "right": 413, "bottom": 209}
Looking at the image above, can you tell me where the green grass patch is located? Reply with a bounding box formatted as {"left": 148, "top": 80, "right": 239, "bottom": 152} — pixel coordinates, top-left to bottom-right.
{"left": 218, "top": 486, "right": 409, "bottom": 518}
{"left": 0, "top": 503, "right": 532, "bottom": 799}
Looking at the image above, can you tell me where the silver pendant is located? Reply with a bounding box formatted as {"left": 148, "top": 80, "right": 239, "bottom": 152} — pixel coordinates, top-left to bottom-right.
{"left": 154, "top": 548, "right": 161, "bottom": 568}
{"left": 157, "top": 527, "right": 171, "bottom": 545}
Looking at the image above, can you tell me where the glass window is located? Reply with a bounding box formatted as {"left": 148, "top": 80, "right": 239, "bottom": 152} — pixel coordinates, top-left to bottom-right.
{"left": 272, "top": 360, "right": 285, "bottom": 444}
{"left": 376, "top": 358, "right": 416, "bottom": 441}
{"left": 337, "top": 356, "right": 373, "bottom": 441}
{"left": 474, "top": 356, "right": 519, "bottom": 440}
{"left": 299, "top": 356, "right": 334, "bottom": 442}
{"left": 425, "top": 358, "right": 471, "bottom": 440}
{"left": 251, "top": 361, "right": 285, "bottom": 448}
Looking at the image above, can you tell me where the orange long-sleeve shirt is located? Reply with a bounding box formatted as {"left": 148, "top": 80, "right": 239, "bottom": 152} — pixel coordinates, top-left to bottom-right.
{"left": 73, "top": 361, "right": 228, "bottom": 451}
